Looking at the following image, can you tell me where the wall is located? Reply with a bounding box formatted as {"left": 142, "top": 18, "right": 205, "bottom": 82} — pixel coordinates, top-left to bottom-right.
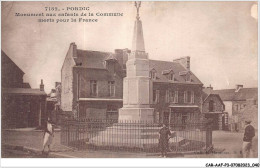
{"left": 1, "top": 51, "right": 24, "bottom": 88}
{"left": 202, "top": 95, "right": 224, "bottom": 113}
{"left": 78, "top": 101, "right": 123, "bottom": 120}
{"left": 61, "top": 44, "right": 76, "bottom": 112}
{"left": 223, "top": 101, "right": 232, "bottom": 117}
{"left": 76, "top": 68, "right": 123, "bottom": 99}
{"left": 152, "top": 82, "right": 203, "bottom": 123}
{"left": 232, "top": 100, "right": 247, "bottom": 115}
{"left": 73, "top": 61, "right": 124, "bottom": 119}
{"left": 153, "top": 83, "right": 202, "bottom": 106}
{"left": 2, "top": 94, "right": 46, "bottom": 128}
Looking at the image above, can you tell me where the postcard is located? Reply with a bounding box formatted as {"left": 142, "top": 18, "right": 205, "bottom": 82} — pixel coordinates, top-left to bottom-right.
{"left": 1, "top": 1, "right": 258, "bottom": 167}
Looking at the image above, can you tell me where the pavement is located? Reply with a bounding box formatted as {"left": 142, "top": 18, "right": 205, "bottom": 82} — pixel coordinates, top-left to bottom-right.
{"left": 1, "top": 128, "right": 147, "bottom": 158}
{"left": 1, "top": 128, "right": 258, "bottom": 158}
{"left": 185, "top": 130, "right": 258, "bottom": 158}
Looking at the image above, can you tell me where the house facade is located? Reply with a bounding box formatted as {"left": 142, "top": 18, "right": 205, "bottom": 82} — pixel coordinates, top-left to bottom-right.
{"left": 2, "top": 51, "right": 47, "bottom": 128}
{"left": 204, "top": 85, "right": 258, "bottom": 131}
{"left": 60, "top": 44, "right": 204, "bottom": 123}
{"left": 61, "top": 45, "right": 127, "bottom": 120}
{"left": 202, "top": 87, "right": 227, "bottom": 130}
{"left": 150, "top": 58, "right": 204, "bottom": 124}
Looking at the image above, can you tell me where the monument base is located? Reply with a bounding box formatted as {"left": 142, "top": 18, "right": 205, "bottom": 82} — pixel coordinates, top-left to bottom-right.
{"left": 87, "top": 123, "right": 185, "bottom": 150}
{"left": 118, "top": 108, "right": 154, "bottom": 122}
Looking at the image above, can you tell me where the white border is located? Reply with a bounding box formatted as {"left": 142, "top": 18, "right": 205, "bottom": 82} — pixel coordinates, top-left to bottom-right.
{"left": 1, "top": 0, "right": 259, "bottom": 168}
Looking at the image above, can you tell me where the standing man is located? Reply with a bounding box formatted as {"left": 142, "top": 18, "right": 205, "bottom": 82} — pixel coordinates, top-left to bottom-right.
{"left": 42, "top": 118, "right": 55, "bottom": 154}
{"left": 242, "top": 120, "right": 255, "bottom": 158}
{"left": 158, "top": 123, "right": 171, "bottom": 158}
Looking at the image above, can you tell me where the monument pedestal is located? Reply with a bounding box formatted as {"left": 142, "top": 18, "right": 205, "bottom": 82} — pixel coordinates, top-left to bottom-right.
{"left": 119, "top": 108, "right": 154, "bottom": 122}
{"left": 88, "top": 123, "right": 185, "bottom": 150}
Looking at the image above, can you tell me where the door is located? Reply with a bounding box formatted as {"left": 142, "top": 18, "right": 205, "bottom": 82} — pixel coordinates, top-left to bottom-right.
{"left": 163, "top": 111, "right": 169, "bottom": 124}
{"left": 182, "top": 113, "right": 188, "bottom": 124}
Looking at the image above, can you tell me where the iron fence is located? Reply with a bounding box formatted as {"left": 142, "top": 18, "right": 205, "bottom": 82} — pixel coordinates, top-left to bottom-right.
{"left": 61, "top": 119, "right": 212, "bottom": 153}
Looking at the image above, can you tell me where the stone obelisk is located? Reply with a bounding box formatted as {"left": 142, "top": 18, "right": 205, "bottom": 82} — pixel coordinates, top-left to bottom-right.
{"left": 119, "top": 2, "right": 154, "bottom": 122}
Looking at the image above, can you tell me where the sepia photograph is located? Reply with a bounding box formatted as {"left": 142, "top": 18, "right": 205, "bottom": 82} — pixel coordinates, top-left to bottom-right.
{"left": 1, "top": 0, "right": 259, "bottom": 167}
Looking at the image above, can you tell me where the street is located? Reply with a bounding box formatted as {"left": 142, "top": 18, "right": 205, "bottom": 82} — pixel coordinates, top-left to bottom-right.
{"left": 2, "top": 129, "right": 258, "bottom": 158}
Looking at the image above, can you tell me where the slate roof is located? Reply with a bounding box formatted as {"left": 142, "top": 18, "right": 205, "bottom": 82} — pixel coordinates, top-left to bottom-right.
{"left": 2, "top": 50, "right": 25, "bottom": 74}
{"left": 74, "top": 49, "right": 111, "bottom": 69}
{"left": 2, "top": 88, "right": 46, "bottom": 96}
{"left": 149, "top": 59, "right": 202, "bottom": 84}
{"left": 204, "top": 88, "right": 258, "bottom": 101}
{"left": 22, "top": 83, "right": 31, "bottom": 88}
{"left": 73, "top": 49, "right": 203, "bottom": 85}
{"left": 202, "top": 90, "right": 224, "bottom": 105}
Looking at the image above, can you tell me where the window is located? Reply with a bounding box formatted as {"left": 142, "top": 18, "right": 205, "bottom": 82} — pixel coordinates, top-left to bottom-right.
{"left": 175, "top": 91, "right": 179, "bottom": 103}
{"left": 165, "top": 90, "right": 169, "bottom": 103}
{"left": 150, "top": 71, "right": 156, "bottom": 80}
{"left": 240, "top": 104, "right": 246, "bottom": 110}
{"left": 169, "top": 91, "right": 174, "bottom": 102}
{"left": 234, "top": 104, "right": 239, "bottom": 111}
{"left": 184, "top": 91, "right": 187, "bottom": 103}
{"left": 184, "top": 91, "right": 194, "bottom": 103}
{"left": 168, "top": 73, "right": 174, "bottom": 81}
{"left": 169, "top": 90, "right": 178, "bottom": 103}
{"left": 187, "top": 91, "right": 191, "bottom": 103}
{"left": 107, "top": 105, "right": 118, "bottom": 113}
{"left": 209, "top": 100, "right": 215, "bottom": 112}
{"left": 107, "top": 105, "right": 118, "bottom": 120}
{"left": 108, "top": 81, "right": 115, "bottom": 97}
{"left": 90, "top": 80, "right": 98, "bottom": 96}
{"left": 191, "top": 91, "right": 194, "bottom": 103}
{"left": 153, "top": 90, "right": 159, "bottom": 103}
{"left": 186, "top": 74, "right": 191, "bottom": 82}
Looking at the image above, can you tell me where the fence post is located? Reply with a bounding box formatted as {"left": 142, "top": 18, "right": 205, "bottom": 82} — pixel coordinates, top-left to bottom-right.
{"left": 67, "top": 122, "right": 70, "bottom": 146}
{"left": 206, "top": 124, "right": 212, "bottom": 150}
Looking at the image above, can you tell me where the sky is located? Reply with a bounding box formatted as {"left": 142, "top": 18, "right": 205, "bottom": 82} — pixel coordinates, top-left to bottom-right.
{"left": 1, "top": 1, "right": 258, "bottom": 93}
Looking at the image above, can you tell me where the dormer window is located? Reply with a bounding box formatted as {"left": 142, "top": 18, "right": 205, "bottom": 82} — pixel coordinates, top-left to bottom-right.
{"left": 186, "top": 73, "right": 191, "bottom": 82}
{"left": 162, "top": 69, "right": 174, "bottom": 81}
{"left": 179, "top": 71, "right": 191, "bottom": 82}
{"left": 169, "top": 73, "right": 174, "bottom": 81}
{"left": 150, "top": 69, "right": 157, "bottom": 80}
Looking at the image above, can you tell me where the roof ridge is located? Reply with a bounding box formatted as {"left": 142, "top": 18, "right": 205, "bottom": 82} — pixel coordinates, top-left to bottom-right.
{"left": 149, "top": 59, "right": 177, "bottom": 64}
{"left": 213, "top": 87, "right": 258, "bottom": 91}
{"left": 77, "top": 49, "right": 112, "bottom": 54}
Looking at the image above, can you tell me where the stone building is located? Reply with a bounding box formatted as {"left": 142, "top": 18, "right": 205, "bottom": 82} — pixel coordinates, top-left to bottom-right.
{"left": 202, "top": 87, "right": 227, "bottom": 130}
{"left": 2, "top": 51, "right": 47, "bottom": 128}
{"left": 148, "top": 57, "right": 204, "bottom": 124}
{"left": 61, "top": 46, "right": 126, "bottom": 120}
{"left": 204, "top": 85, "right": 258, "bottom": 131}
{"left": 61, "top": 49, "right": 204, "bottom": 123}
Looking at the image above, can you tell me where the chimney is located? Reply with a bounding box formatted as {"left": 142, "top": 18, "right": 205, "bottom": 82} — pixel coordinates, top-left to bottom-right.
{"left": 173, "top": 56, "right": 190, "bottom": 70}
{"left": 115, "top": 49, "right": 123, "bottom": 67}
{"left": 207, "top": 84, "right": 213, "bottom": 90}
{"left": 40, "top": 79, "right": 44, "bottom": 91}
{"left": 70, "top": 42, "right": 77, "bottom": 58}
{"left": 235, "top": 84, "right": 243, "bottom": 92}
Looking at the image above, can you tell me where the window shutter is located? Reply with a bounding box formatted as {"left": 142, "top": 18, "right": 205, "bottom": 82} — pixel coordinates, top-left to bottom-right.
{"left": 174, "top": 91, "right": 178, "bottom": 103}
{"left": 184, "top": 91, "right": 187, "bottom": 103}
{"left": 165, "top": 90, "right": 169, "bottom": 103}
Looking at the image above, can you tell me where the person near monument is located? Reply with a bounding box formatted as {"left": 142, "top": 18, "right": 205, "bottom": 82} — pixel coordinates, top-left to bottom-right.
{"left": 158, "top": 123, "right": 172, "bottom": 157}
{"left": 42, "top": 117, "right": 55, "bottom": 154}
{"left": 242, "top": 120, "right": 255, "bottom": 158}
